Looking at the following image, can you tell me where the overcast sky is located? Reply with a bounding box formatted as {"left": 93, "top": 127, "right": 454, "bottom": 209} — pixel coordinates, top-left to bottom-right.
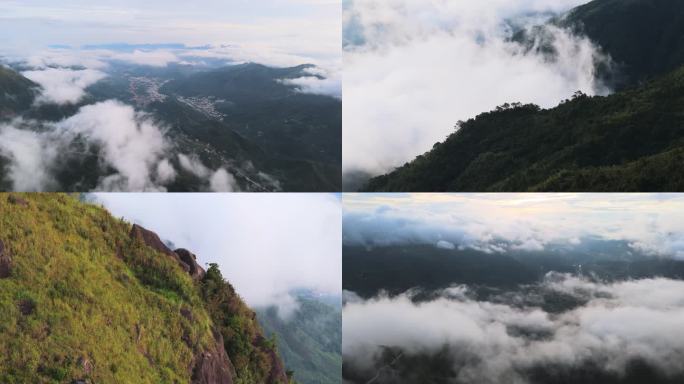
{"left": 93, "top": 193, "right": 342, "bottom": 312}
{"left": 0, "top": 0, "right": 341, "bottom": 66}
{"left": 344, "top": 193, "right": 684, "bottom": 258}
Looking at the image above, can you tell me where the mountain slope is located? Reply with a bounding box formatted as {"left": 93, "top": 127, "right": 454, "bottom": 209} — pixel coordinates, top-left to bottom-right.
{"left": 562, "top": 0, "right": 684, "bottom": 89}
{"left": 86, "top": 62, "right": 341, "bottom": 192}
{"left": 344, "top": 245, "right": 538, "bottom": 298}
{"left": 257, "top": 295, "right": 342, "bottom": 384}
{"left": 363, "top": 64, "right": 684, "bottom": 192}
{"left": 0, "top": 193, "right": 291, "bottom": 383}
{"left": 0, "top": 66, "right": 36, "bottom": 118}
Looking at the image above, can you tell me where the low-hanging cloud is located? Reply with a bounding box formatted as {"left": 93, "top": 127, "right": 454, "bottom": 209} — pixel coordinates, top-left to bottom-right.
{"left": 93, "top": 193, "right": 342, "bottom": 316}
{"left": 281, "top": 66, "right": 342, "bottom": 98}
{"left": 342, "top": 0, "right": 609, "bottom": 177}
{"left": 0, "top": 122, "right": 58, "bottom": 191}
{"left": 0, "top": 100, "right": 235, "bottom": 192}
{"left": 343, "top": 274, "right": 684, "bottom": 383}
{"left": 22, "top": 68, "right": 106, "bottom": 105}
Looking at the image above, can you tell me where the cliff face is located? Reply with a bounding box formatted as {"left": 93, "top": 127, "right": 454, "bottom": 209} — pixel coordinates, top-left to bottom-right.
{"left": 0, "top": 193, "right": 291, "bottom": 384}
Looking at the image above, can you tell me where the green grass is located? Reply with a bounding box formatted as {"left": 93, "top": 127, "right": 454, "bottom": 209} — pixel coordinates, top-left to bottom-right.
{"left": 0, "top": 193, "right": 291, "bottom": 383}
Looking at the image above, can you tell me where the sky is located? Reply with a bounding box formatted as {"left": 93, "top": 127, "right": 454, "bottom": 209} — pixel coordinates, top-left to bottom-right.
{"left": 92, "top": 193, "right": 342, "bottom": 316}
{"left": 342, "top": 0, "right": 604, "bottom": 178}
{"left": 0, "top": 0, "right": 341, "bottom": 67}
{"left": 343, "top": 193, "right": 684, "bottom": 258}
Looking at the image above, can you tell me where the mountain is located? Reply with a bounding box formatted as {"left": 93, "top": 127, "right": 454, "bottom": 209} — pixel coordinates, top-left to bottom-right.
{"left": 561, "top": 0, "right": 684, "bottom": 89}
{"left": 363, "top": 64, "right": 684, "bottom": 192}
{"left": 0, "top": 65, "right": 36, "bottom": 118}
{"left": 256, "top": 294, "right": 342, "bottom": 384}
{"left": 0, "top": 193, "right": 293, "bottom": 383}
{"left": 343, "top": 245, "right": 539, "bottom": 298}
{"left": 0, "top": 62, "right": 340, "bottom": 192}
{"left": 89, "top": 62, "right": 341, "bottom": 192}
{"left": 363, "top": 0, "right": 684, "bottom": 192}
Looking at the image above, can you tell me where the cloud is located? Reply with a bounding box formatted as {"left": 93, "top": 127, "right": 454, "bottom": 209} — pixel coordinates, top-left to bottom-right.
{"left": 343, "top": 194, "right": 684, "bottom": 259}
{"left": 342, "top": 0, "right": 609, "bottom": 176}
{"left": 0, "top": 122, "right": 58, "bottom": 191}
{"left": 22, "top": 68, "right": 106, "bottom": 104}
{"left": 0, "top": 100, "right": 244, "bottom": 192}
{"left": 54, "top": 100, "right": 172, "bottom": 191}
{"left": 111, "top": 49, "right": 180, "bottom": 67}
{"left": 92, "top": 193, "right": 342, "bottom": 314}
{"left": 343, "top": 274, "right": 684, "bottom": 383}
{"left": 209, "top": 168, "right": 237, "bottom": 192}
{"left": 281, "top": 66, "right": 342, "bottom": 98}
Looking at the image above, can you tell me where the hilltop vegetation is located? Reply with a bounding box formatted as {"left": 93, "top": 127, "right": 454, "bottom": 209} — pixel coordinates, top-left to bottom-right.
{"left": 364, "top": 64, "right": 684, "bottom": 192}
{"left": 562, "top": 0, "right": 684, "bottom": 89}
{"left": 364, "top": 0, "right": 684, "bottom": 192}
{"left": 0, "top": 193, "right": 291, "bottom": 383}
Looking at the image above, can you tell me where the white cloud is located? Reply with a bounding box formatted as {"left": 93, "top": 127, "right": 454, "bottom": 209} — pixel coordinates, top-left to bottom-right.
{"left": 343, "top": 194, "right": 684, "bottom": 259}
{"left": 55, "top": 100, "right": 171, "bottom": 191}
{"left": 0, "top": 122, "right": 58, "bottom": 191}
{"left": 342, "top": 0, "right": 608, "bottom": 176}
{"left": 281, "top": 66, "right": 342, "bottom": 98}
{"left": 436, "top": 240, "right": 456, "bottom": 250}
{"left": 178, "top": 153, "right": 210, "bottom": 178}
{"left": 344, "top": 274, "right": 684, "bottom": 383}
{"left": 209, "top": 168, "right": 237, "bottom": 192}
{"left": 22, "top": 68, "right": 106, "bottom": 104}
{"left": 112, "top": 49, "right": 179, "bottom": 67}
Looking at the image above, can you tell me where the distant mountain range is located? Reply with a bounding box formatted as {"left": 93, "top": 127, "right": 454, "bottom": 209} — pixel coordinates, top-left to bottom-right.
{"left": 344, "top": 241, "right": 684, "bottom": 299}
{"left": 362, "top": 0, "right": 684, "bottom": 192}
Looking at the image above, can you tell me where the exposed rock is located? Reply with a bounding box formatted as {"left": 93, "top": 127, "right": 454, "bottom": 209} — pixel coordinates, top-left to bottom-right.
{"left": 180, "top": 307, "right": 194, "bottom": 321}
{"left": 267, "top": 347, "right": 289, "bottom": 384}
{"left": 255, "top": 335, "right": 289, "bottom": 384}
{"left": 129, "top": 224, "right": 190, "bottom": 273}
{"left": 192, "top": 329, "right": 235, "bottom": 384}
{"left": 18, "top": 299, "right": 35, "bottom": 316}
{"left": 175, "top": 248, "right": 206, "bottom": 280}
{"left": 77, "top": 356, "right": 93, "bottom": 375}
{"left": 7, "top": 194, "right": 28, "bottom": 207}
{"left": 0, "top": 240, "right": 11, "bottom": 278}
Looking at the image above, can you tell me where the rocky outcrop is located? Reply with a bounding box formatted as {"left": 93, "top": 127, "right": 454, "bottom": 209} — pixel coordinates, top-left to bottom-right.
{"left": 129, "top": 224, "right": 190, "bottom": 273}
{"left": 254, "top": 335, "right": 289, "bottom": 384}
{"left": 175, "top": 248, "right": 206, "bottom": 280}
{"left": 7, "top": 195, "right": 28, "bottom": 207}
{"left": 0, "top": 240, "right": 11, "bottom": 278}
{"left": 191, "top": 329, "right": 235, "bottom": 384}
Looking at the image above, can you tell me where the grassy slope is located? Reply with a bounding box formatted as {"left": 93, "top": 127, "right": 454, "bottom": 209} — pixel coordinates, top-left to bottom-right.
{"left": 364, "top": 64, "right": 684, "bottom": 192}
{"left": 257, "top": 296, "right": 342, "bottom": 384}
{"left": 0, "top": 193, "right": 290, "bottom": 384}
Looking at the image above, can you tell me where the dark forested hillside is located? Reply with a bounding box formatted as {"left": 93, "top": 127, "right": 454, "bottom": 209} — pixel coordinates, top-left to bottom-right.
{"left": 257, "top": 295, "right": 342, "bottom": 384}
{"left": 0, "top": 193, "right": 293, "bottom": 383}
{"left": 364, "top": 64, "right": 684, "bottom": 192}
{"left": 562, "top": 0, "right": 684, "bottom": 89}
{"left": 0, "top": 66, "right": 36, "bottom": 118}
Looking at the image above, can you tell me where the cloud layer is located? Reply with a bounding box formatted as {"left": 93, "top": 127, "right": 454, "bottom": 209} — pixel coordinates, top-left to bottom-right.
{"left": 342, "top": 0, "right": 608, "bottom": 176}
{"left": 344, "top": 274, "right": 684, "bottom": 383}
{"left": 343, "top": 194, "right": 684, "bottom": 259}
